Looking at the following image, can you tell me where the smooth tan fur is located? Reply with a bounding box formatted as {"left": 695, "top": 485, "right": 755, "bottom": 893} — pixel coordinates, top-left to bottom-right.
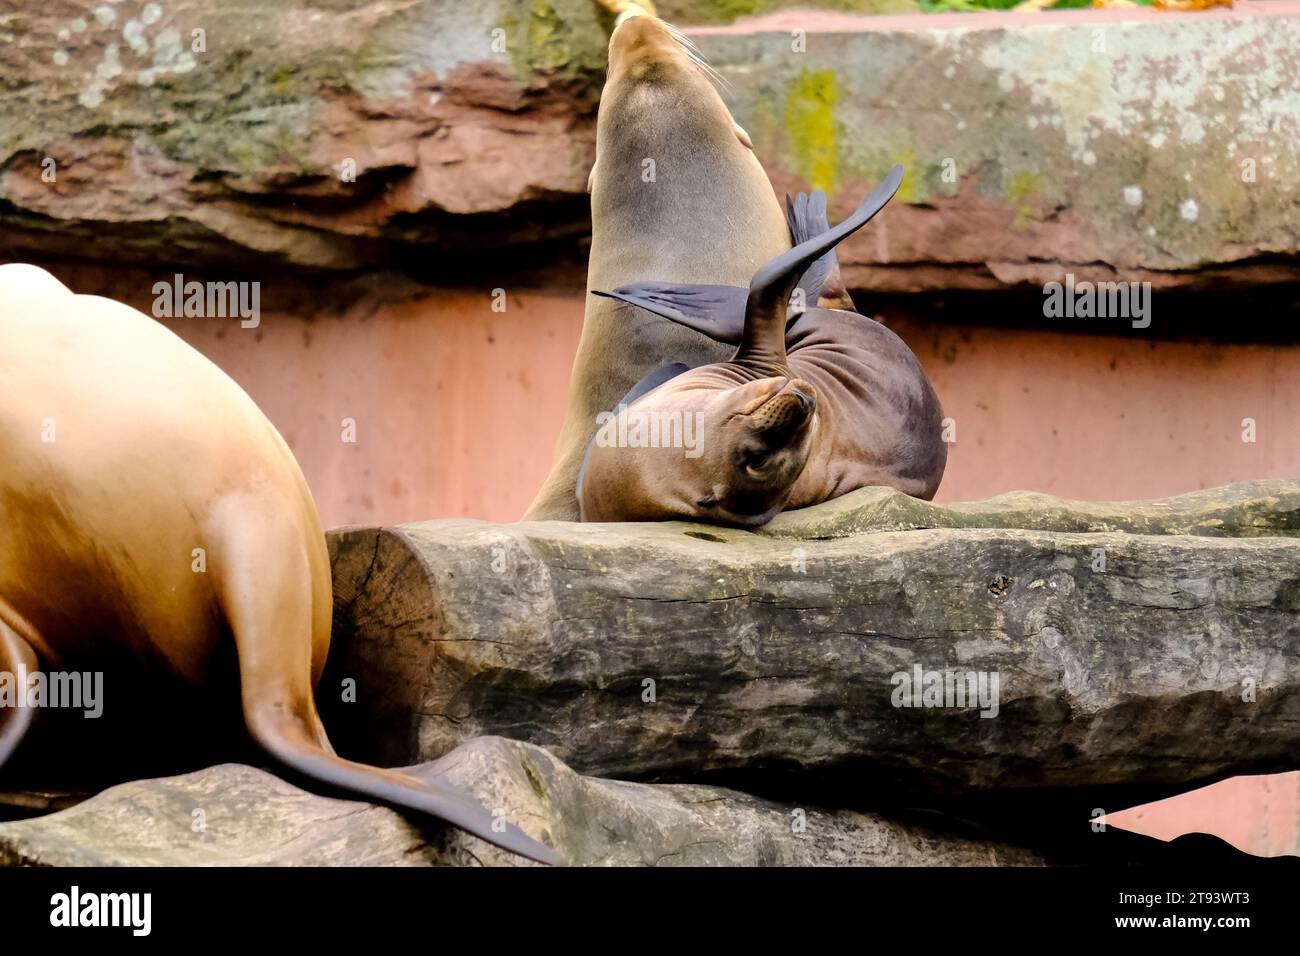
{"left": 0, "top": 265, "right": 555, "bottom": 863}
{"left": 523, "top": 13, "right": 791, "bottom": 521}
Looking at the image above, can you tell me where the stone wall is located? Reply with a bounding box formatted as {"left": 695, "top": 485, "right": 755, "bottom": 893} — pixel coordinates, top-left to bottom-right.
{"left": 3, "top": 1, "right": 1297, "bottom": 302}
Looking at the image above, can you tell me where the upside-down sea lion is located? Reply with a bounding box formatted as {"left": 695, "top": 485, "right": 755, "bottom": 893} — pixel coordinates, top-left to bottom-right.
{"left": 522, "top": 10, "right": 793, "bottom": 521}
{"left": 578, "top": 166, "right": 947, "bottom": 527}
{"left": 0, "top": 264, "right": 557, "bottom": 864}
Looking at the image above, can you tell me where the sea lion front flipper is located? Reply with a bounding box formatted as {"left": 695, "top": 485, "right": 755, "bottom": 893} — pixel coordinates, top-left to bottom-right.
{"left": 0, "top": 618, "right": 39, "bottom": 770}
{"left": 619, "top": 361, "right": 691, "bottom": 406}
{"left": 593, "top": 284, "right": 748, "bottom": 344}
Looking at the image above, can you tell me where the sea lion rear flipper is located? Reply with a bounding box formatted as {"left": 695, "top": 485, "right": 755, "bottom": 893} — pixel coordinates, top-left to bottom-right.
{"left": 215, "top": 511, "right": 562, "bottom": 865}
{"left": 593, "top": 284, "right": 747, "bottom": 344}
{"left": 0, "top": 619, "right": 39, "bottom": 770}
{"left": 785, "top": 191, "right": 834, "bottom": 307}
{"left": 786, "top": 191, "right": 857, "bottom": 312}
{"left": 740, "top": 164, "right": 904, "bottom": 365}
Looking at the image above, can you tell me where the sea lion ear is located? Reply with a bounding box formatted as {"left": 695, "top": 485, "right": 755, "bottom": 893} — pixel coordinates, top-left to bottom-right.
{"left": 734, "top": 123, "right": 754, "bottom": 150}
{"left": 593, "top": 283, "right": 748, "bottom": 344}
{"left": 587, "top": 164, "right": 597, "bottom": 194}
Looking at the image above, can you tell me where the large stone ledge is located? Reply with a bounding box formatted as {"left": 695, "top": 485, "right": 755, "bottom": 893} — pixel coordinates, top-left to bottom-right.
{"left": 0, "top": 0, "right": 610, "bottom": 271}
{"left": 0, "top": 737, "right": 1041, "bottom": 866}
{"left": 2, "top": 1, "right": 1295, "bottom": 294}
{"left": 324, "top": 479, "right": 1300, "bottom": 796}
{"left": 763, "top": 479, "right": 1300, "bottom": 539}
{"left": 696, "top": 2, "right": 1300, "bottom": 292}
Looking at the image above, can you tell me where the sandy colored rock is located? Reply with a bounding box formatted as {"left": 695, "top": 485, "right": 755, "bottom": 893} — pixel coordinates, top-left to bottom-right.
{"left": 0, "top": 0, "right": 608, "bottom": 271}
{"left": 695, "top": 3, "right": 1300, "bottom": 293}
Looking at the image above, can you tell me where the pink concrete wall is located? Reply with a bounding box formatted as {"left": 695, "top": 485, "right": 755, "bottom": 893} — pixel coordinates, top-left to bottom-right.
{"left": 896, "top": 316, "right": 1299, "bottom": 505}
{"left": 162, "top": 289, "right": 584, "bottom": 528}
{"left": 148, "top": 290, "right": 1299, "bottom": 527}
{"left": 1106, "top": 771, "right": 1300, "bottom": 859}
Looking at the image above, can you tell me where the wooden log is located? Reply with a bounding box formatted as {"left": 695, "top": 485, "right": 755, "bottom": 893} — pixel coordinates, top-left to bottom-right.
{"left": 325, "top": 480, "right": 1300, "bottom": 793}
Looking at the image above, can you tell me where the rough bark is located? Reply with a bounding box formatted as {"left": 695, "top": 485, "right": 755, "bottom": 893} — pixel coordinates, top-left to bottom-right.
{"left": 324, "top": 479, "right": 1300, "bottom": 794}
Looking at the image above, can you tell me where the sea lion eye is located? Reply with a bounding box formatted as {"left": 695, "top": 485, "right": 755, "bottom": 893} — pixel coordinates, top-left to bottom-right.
{"left": 739, "top": 445, "right": 770, "bottom": 471}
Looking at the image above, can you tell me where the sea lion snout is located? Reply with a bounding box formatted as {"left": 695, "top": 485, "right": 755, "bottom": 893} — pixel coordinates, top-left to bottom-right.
{"left": 608, "top": 12, "right": 675, "bottom": 68}
{"left": 748, "top": 378, "right": 817, "bottom": 442}
{"left": 604, "top": 0, "right": 657, "bottom": 28}
{"left": 607, "top": 11, "right": 720, "bottom": 95}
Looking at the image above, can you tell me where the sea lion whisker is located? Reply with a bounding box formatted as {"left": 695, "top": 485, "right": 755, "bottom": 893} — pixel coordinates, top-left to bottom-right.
{"left": 667, "top": 25, "right": 732, "bottom": 93}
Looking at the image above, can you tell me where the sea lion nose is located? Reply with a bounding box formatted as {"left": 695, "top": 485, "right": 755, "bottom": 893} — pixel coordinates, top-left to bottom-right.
{"left": 613, "top": 1, "right": 656, "bottom": 27}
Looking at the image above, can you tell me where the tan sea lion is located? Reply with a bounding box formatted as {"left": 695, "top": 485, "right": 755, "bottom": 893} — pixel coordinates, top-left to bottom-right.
{"left": 523, "top": 10, "right": 793, "bottom": 521}
{"left": 0, "top": 264, "right": 557, "bottom": 864}
{"left": 578, "top": 166, "right": 947, "bottom": 527}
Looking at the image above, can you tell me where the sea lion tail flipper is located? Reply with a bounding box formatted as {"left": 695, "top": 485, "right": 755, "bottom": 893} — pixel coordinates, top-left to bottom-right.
{"left": 741, "top": 165, "right": 904, "bottom": 366}
{"left": 217, "top": 514, "right": 561, "bottom": 865}
{"left": 593, "top": 283, "right": 747, "bottom": 344}
{"left": 0, "top": 619, "right": 39, "bottom": 770}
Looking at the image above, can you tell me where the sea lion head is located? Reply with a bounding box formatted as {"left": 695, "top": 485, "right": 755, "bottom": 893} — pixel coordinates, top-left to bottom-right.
{"left": 593, "top": 13, "right": 756, "bottom": 201}
{"left": 580, "top": 370, "right": 818, "bottom": 527}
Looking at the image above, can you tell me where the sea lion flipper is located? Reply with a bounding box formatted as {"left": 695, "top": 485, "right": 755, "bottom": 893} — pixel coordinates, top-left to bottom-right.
{"left": 786, "top": 191, "right": 857, "bottom": 312}
{"left": 620, "top": 362, "right": 691, "bottom": 406}
{"left": 785, "top": 190, "right": 834, "bottom": 306}
{"left": 0, "top": 619, "right": 39, "bottom": 769}
{"left": 741, "top": 165, "right": 904, "bottom": 365}
{"left": 284, "top": 743, "right": 563, "bottom": 864}
{"left": 593, "top": 284, "right": 748, "bottom": 344}
{"left": 217, "top": 512, "right": 561, "bottom": 865}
